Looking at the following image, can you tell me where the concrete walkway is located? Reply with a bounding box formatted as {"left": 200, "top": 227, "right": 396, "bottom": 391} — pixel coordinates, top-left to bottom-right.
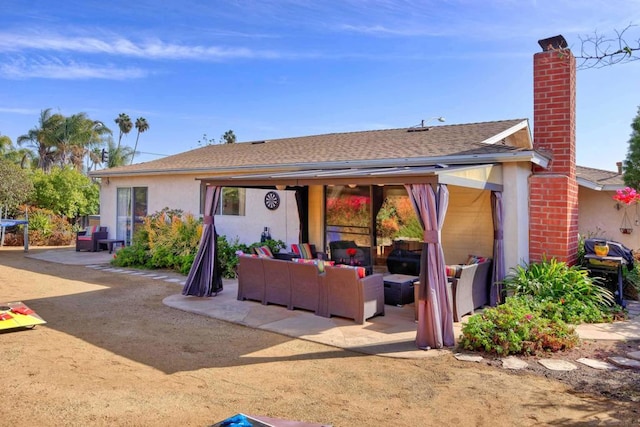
{"left": 24, "top": 247, "right": 640, "bottom": 363}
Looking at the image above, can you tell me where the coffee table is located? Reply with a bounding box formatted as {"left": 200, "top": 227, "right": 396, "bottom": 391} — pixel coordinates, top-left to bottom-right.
{"left": 97, "top": 238, "right": 125, "bottom": 254}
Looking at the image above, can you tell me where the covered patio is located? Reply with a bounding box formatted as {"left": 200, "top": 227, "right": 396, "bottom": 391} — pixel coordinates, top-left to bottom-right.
{"left": 195, "top": 161, "right": 521, "bottom": 349}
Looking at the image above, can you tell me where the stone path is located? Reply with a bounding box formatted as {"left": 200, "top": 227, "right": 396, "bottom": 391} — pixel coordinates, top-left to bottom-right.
{"left": 454, "top": 300, "right": 640, "bottom": 373}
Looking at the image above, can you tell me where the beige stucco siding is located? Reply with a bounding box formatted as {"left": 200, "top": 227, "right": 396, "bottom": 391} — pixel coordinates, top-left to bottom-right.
{"left": 579, "top": 187, "right": 640, "bottom": 250}
{"left": 99, "top": 175, "right": 300, "bottom": 250}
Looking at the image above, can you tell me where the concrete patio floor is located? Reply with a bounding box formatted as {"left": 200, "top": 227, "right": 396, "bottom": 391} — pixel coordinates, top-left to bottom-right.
{"left": 23, "top": 247, "right": 640, "bottom": 360}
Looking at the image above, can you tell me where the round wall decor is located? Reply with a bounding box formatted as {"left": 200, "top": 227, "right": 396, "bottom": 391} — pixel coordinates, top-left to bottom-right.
{"left": 264, "top": 191, "right": 280, "bottom": 210}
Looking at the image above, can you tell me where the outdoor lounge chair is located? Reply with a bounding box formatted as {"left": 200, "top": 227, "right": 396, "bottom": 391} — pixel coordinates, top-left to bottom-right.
{"left": 329, "top": 240, "right": 371, "bottom": 267}
{"left": 75, "top": 226, "right": 108, "bottom": 252}
{"left": 324, "top": 265, "right": 384, "bottom": 324}
{"left": 446, "top": 259, "right": 492, "bottom": 322}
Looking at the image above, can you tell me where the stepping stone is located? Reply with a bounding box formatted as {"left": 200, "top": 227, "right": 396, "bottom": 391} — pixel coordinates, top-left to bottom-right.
{"left": 538, "top": 359, "right": 578, "bottom": 371}
{"left": 165, "top": 278, "right": 183, "bottom": 283}
{"left": 628, "top": 351, "right": 640, "bottom": 361}
{"left": 608, "top": 356, "right": 640, "bottom": 369}
{"left": 454, "top": 353, "right": 483, "bottom": 362}
{"left": 576, "top": 357, "right": 618, "bottom": 370}
{"left": 501, "top": 356, "right": 528, "bottom": 370}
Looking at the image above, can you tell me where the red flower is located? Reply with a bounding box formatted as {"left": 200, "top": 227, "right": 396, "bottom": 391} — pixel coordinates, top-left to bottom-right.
{"left": 613, "top": 187, "right": 640, "bottom": 205}
{"left": 346, "top": 248, "right": 357, "bottom": 257}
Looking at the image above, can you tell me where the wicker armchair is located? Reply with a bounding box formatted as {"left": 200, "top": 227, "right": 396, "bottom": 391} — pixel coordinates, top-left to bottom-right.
{"left": 324, "top": 266, "right": 384, "bottom": 324}
{"left": 75, "top": 226, "right": 108, "bottom": 252}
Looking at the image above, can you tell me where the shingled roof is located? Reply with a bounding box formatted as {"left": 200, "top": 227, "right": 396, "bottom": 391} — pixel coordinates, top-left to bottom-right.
{"left": 93, "top": 119, "right": 537, "bottom": 177}
{"left": 576, "top": 165, "right": 625, "bottom": 190}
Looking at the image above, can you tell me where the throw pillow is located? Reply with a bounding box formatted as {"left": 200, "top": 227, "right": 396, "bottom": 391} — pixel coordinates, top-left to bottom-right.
{"left": 445, "top": 265, "right": 462, "bottom": 278}
{"left": 254, "top": 246, "right": 274, "bottom": 258}
{"left": 466, "top": 254, "right": 486, "bottom": 265}
{"left": 291, "top": 243, "right": 314, "bottom": 259}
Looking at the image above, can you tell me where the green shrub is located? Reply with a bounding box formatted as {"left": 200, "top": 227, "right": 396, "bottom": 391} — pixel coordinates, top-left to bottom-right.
{"left": 459, "top": 296, "right": 580, "bottom": 355}
{"left": 111, "top": 208, "right": 285, "bottom": 277}
{"left": 2, "top": 205, "right": 73, "bottom": 246}
{"left": 217, "top": 235, "right": 249, "bottom": 279}
{"left": 502, "top": 257, "right": 617, "bottom": 323}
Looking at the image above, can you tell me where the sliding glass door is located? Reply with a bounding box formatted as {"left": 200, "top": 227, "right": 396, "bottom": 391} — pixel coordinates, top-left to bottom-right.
{"left": 116, "top": 187, "right": 147, "bottom": 245}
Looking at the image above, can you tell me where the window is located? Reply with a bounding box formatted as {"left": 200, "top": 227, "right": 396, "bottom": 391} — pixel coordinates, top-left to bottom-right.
{"left": 200, "top": 185, "right": 246, "bottom": 216}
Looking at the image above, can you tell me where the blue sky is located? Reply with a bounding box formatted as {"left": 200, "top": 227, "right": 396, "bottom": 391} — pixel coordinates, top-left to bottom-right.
{"left": 0, "top": 1, "right": 638, "bottom": 169}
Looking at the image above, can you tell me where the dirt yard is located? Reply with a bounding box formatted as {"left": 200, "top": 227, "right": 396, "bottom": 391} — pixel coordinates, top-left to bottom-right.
{"left": 1, "top": 247, "right": 639, "bottom": 426}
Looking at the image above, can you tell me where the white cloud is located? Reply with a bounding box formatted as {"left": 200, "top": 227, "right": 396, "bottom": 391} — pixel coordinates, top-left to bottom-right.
{"left": 0, "top": 31, "right": 281, "bottom": 61}
{"left": 0, "top": 57, "right": 148, "bottom": 80}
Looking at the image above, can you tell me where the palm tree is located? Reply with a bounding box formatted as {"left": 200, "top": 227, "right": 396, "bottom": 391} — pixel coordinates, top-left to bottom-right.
{"left": 103, "top": 139, "right": 134, "bottom": 168}
{"left": 114, "top": 113, "right": 133, "bottom": 150}
{"left": 17, "top": 108, "right": 61, "bottom": 172}
{"left": 131, "top": 117, "right": 149, "bottom": 164}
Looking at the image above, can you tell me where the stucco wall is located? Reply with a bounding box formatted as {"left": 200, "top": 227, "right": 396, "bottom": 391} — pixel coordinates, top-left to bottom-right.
{"left": 579, "top": 187, "right": 640, "bottom": 250}
{"left": 99, "top": 175, "right": 300, "bottom": 249}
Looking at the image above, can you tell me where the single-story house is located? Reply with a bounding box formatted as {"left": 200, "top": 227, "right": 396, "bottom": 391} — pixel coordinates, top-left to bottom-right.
{"left": 90, "top": 36, "right": 634, "bottom": 279}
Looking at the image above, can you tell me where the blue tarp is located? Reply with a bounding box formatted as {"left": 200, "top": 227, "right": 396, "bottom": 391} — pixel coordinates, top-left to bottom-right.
{"left": 0, "top": 218, "right": 29, "bottom": 251}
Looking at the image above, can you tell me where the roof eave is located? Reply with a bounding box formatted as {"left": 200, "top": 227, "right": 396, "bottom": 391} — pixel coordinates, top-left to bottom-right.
{"left": 90, "top": 150, "right": 546, "bottom": 178}
{"left": 577, "top": 177, "right": 625, "bottom": 191}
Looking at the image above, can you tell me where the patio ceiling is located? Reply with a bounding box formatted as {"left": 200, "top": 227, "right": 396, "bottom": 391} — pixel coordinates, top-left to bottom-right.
{"left": 198, "top": 163, "right": 503, "bottom": 191}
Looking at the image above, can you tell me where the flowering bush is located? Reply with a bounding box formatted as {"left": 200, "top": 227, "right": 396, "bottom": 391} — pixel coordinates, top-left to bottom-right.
{"left": 613, "top": 187, "right": 640, "bottom": 205}
{"left": 459, "top": 296, "right": 580, "bottom": 355}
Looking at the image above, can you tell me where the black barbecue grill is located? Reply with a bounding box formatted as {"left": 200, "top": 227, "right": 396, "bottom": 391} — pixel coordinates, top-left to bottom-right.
{"left": 582, "top": 238, "right": 633, "bottom": 307}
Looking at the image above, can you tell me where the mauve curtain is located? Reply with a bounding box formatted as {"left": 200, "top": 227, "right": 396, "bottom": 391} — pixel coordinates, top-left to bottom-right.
{"left": 405, "top": 183, "right": 455, "bottom": 349}
{"left": 182, "top": 185, "right": 223, "bottom": 297}
{"left": 490, "top": 191, "right": 505, "bottom": 306}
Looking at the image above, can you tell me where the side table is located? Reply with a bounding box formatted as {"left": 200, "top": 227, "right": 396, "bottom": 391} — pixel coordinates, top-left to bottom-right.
{"left": 383, "top": 274, "right": 418, "bottom": 306}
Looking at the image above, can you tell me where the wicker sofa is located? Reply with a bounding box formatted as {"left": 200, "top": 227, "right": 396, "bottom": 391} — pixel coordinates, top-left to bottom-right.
{"left": 236, "top": 255, "right": 385, "bottom": 323}
{"left": 237, "top": 256, "right": 327, "bottom": 315}
{"left": 75, "top": 226, "right": 108, "bottom": 252}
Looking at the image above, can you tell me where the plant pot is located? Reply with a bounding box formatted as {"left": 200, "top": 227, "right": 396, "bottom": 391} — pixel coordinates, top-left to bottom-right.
{"left": 620, "top": 227, "right": 633, "bottom": 235}
{"left": 594, "top": 241, "right": 610, "bottom": 257}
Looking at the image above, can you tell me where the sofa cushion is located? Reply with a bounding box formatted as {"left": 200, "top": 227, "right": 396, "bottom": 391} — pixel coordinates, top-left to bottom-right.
{"left": 334, "top": 264, "right": 366, "bottom": 278}
{"left": 292, "top": 257, "right": 334, "bottom": 273}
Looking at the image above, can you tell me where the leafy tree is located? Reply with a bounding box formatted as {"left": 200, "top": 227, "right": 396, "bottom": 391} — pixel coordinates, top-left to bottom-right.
{"left": 0, "top": 134, "right": 12, "bottom": 154}
{"left": 0, "top": 159, "right": 34, "bottom": 215}
{"left": 622, "top": 107, "right": 640, "bottom": 189}
{"left": 30, "top": 166, "right": 99, "bottom": 220}
{"left": 114, "top": 113, "right": 133, "bottom": 150}
{"left": 131, "top": 117, "right": 149, "bottom": 164}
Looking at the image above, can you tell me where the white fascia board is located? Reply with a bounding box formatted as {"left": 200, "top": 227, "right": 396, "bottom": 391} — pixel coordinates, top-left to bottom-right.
{"left": 480, "top": 120, "right": 530, "bottom": 147}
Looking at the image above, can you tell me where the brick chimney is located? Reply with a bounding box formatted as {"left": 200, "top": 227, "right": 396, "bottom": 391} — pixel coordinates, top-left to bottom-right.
{"left": 529, "top": 35, "right": 579, "bottom": 264}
